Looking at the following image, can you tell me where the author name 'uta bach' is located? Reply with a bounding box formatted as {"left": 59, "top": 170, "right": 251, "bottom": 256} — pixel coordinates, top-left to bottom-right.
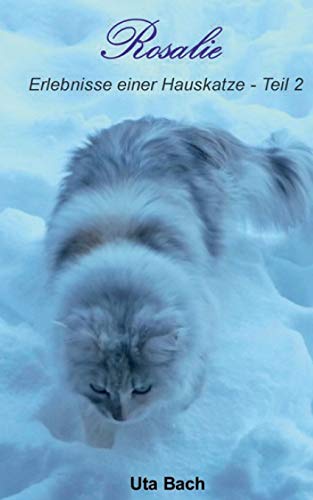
{"left": 130, "top": 476, "right": 206, "bottom": 492}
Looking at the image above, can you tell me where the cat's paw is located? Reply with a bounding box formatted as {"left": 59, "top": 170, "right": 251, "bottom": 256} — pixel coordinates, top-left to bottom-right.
{"left": 80, "top": 398, "right": 117, "bottom": 449}
{"left": 84, "top": 420, "right": 116, "bottom": 448}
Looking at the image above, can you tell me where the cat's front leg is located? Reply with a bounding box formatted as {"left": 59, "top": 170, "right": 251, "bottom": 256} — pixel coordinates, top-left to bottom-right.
{"left": 80, "top": 398, "right": 117, "bottom": 448}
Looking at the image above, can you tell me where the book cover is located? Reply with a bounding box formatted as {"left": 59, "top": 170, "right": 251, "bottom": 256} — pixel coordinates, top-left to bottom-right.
{"left": 1, "top": 1, "right": 313, "bottom": 499}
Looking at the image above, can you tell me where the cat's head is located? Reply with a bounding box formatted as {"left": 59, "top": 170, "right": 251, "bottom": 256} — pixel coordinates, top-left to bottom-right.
{"left": 54, "top": 244, "right": 205, "bottom": 423}
{"left": 53, "top": 244, "right": 207, "bottom": 422}
{"left": 59, "top": 301, "right": 185, "bottom": 423}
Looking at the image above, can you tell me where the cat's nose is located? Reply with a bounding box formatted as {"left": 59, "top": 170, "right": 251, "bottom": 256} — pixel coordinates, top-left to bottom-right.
{"left": 111, "top": 405, "right": 126, "bottom": 422}
{"left": 112, "top": 414, "right": 126, "bottom": 422}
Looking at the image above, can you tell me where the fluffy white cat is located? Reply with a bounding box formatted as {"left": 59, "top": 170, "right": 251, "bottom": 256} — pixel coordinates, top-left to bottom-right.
{"left": 46, "top": 117, "right": 312, "bottom": 446}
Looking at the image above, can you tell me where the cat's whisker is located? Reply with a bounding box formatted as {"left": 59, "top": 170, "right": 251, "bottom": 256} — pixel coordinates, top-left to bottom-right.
{"left": 52, "top": 320, "right": 68, "bottom": 330}
{"left": 63, "top": 332, "right": 97, "bottom": 345}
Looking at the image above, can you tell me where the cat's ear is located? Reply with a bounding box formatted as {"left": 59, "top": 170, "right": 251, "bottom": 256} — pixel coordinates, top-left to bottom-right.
{"left": 143, "top": 331, "right": 178, "bottom": 364}
{"left": 63, "top": 310, "right": 89, "bottom": 333}
{"left": 61, "top": 308, "right": 106, "bottom": 346}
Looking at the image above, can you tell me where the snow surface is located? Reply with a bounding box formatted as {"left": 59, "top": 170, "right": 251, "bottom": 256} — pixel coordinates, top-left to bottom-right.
{"left": 1, "top": 0, "right": 313, "bottom": 498}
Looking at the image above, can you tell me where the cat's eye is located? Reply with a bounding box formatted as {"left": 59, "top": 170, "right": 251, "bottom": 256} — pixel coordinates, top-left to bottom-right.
{"left": 89, "top": 383, "right": 110, "bottom": 397}
{"left": 132, "top": 384, "right": 152, "bottom": 395}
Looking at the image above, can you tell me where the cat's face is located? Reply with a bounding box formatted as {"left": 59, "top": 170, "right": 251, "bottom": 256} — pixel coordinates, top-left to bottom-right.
{"left": 61, "top": 304, "right": 182, "bottom": 423}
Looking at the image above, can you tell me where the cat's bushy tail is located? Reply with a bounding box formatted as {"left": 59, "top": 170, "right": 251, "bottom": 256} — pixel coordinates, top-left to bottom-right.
{"left": 186, "top": 125, "right": 313, "bottom": 231}
{"left": 231, "top": 131, "right": 313, "bottom": 230}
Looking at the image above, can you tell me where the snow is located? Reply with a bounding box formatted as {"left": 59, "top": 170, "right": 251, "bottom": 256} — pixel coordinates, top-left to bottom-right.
{"left": 1, "top": 0, "right": 313, "bottom": 498}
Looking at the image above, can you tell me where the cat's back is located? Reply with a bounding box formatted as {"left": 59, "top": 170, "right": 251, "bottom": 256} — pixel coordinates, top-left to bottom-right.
{"left": 56, "top": 116, "right": 181, "bottom": 208}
